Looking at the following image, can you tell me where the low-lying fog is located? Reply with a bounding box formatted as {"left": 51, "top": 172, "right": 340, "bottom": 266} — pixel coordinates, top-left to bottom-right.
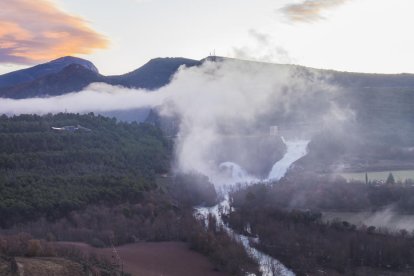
{"left": 324, "top": 208, "right": 414, "bottom": 233}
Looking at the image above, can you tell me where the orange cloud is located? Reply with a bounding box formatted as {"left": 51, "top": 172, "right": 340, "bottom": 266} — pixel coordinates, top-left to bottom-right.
{"left": 281, "top": 0, "right": 349, "bottom": 23}
{"left": 0, "top": 0, "right": 108, "bottom": 64}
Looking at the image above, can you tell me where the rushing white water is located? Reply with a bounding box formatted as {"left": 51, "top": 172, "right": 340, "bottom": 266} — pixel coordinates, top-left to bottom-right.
{"left": 218, "top": 162, "right": 259, "bottom": 190}
{"left": 219, "top": 162, "right": 250, "bottom": 181}
{"left": 267, "top": 139, "right": 310, "bottom": 181}
{"left": 195, "top": 196, "right": 294, "bottom": 276}
{"left": 195, "top": 139, "right": 309, "bottom": 276}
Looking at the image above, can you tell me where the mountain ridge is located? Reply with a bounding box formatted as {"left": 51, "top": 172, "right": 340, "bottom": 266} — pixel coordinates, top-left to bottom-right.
{"left": 1, "top": 56, "right": 414, "bottom": 99}
{"left": 0, "top": 56, "right": 98, "bottom": 89}
{"left": 0, "top": 57, "right": 200, "bottom": 98}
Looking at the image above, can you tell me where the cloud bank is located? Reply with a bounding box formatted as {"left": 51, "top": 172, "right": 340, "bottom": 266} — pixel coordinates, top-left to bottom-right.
{"left": 0, "top": 84, "right": 166, "bottom": 114}
{"left": 281, "top": 0, "right": 349, "bottom": 23}
{"left": 0, "top": 0, "right": 108, "bottom": 64}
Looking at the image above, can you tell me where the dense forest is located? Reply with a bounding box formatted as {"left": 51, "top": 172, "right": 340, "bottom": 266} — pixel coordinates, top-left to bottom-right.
{"left": 229, "top": 173, "right": 414, "bottom": 214}
{"left": 0, "top": 113, "right": 171, "bottom": 227}
{"left": 226, "top": 179, "right": 414, "bottom": 275}
{"left": 0, "top": 113, "right": 260, "bottom": 275}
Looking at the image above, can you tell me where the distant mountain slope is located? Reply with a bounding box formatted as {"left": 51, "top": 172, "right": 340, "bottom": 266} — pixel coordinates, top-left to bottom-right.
{"left": 0, "top": 56, "right": 98, "bottom": 89}
{"left": 108, "top": 57, "right": 200, "bottom": 89}
{"left": 203, "top": 57, "right": 414, "bottom": 88}
{"left": 0, "top": 57, "right": 199, "bottom": 98}
{"left": 0, "top": 64, "right": 104, "bottom": 98}
{"left": 328, "top": 71, "right": 414, "bottom": 88}
{"left": 1, "top": 54, "right": 414, "bottom": 100}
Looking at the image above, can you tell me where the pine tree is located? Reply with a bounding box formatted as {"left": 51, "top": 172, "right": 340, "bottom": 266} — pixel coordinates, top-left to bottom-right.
{"left": 386, "top": 172, "right": 395, "bottom": 185}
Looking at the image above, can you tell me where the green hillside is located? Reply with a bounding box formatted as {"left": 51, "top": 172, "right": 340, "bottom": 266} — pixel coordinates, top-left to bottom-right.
{"left": 0, "top": 113, "right": 171, "bottom": 227}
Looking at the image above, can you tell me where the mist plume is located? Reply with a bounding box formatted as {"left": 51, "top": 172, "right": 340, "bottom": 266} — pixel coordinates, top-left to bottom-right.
{"left": 0, "top": 58, "right": 352, "bottom": 182}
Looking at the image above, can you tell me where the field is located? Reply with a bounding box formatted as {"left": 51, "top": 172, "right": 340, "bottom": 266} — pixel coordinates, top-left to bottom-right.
{"left": 56, "top": 242, "right": 229, "bottom": 276}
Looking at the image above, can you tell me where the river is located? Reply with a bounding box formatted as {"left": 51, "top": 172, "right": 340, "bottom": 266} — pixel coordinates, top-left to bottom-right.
{"left": 195, "top": 139, "right": 309, "bottom": 276}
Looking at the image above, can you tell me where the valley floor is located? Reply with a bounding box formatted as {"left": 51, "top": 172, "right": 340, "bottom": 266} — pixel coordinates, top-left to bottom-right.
{"left": 55, "top": 241, "right": 229, "bottom": 276}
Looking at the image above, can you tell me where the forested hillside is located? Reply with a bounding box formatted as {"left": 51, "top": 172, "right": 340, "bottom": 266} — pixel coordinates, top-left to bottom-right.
{"left": 0, "top": 114, "right": 258, "bottom": 276}
{"left": 227, "top": 181, "right": 414, "bottom": 275}
{"left": 0, "top": 113, "right": 171, "bottom": 227}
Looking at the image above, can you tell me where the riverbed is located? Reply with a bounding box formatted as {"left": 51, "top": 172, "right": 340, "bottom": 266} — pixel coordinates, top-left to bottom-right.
{"left": 196, "top": 139, "right": 310, "bottom": 276}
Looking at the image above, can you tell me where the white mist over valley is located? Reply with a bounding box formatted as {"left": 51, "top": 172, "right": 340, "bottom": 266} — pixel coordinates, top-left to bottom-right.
{"left": 2, "top": 1, "right": 414, "bottom": 275}
{"left": 0, "top": 59, "right": 350, "bottom": 184}
{"left": 1, "top": 57, "right": 414, "bottom": 276}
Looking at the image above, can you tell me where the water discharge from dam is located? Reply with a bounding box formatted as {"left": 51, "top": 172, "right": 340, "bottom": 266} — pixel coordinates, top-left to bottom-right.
{"left": 267, "top": 139, "right": 310, "bottom": 181}
{"left": 196, "top": 138, "right": 309, "bottom": 276}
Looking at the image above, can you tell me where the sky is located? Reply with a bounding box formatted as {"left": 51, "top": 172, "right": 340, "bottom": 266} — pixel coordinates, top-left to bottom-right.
{"left": 0, "top": 0, "right": 413, "bottom": 75}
